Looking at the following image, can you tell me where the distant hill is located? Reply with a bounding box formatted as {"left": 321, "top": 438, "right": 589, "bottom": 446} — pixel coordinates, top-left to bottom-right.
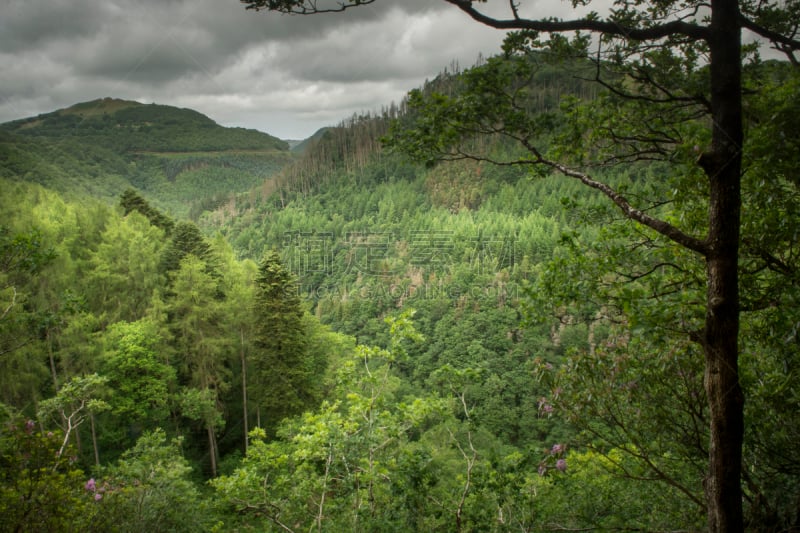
{"left": 0, "top": 98, "right": 294, "bottom": 219}
{"left": 2, "top": 97, "right": 289, "bottom": 153}
{"left": 289, "top": 127, "right": 330, "bottom": 154}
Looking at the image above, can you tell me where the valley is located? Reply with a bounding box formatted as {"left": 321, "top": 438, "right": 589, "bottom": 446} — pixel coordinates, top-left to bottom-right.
{"left": 0, "top": 52, "right": 798, "bottom": 532}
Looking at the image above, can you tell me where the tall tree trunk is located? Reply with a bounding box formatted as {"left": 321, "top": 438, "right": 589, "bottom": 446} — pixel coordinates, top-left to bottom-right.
{"left": 241, "top": 328, "right": 249, "bottom": 455}
{"left": 207, "top": 424, "right": 218, "bottom": 478}
{"left": 90, "top": 413, "right": 100, "bottom": 466}
{"left": 74, "top": 420, "right": 82, "bottom": 453}
{"left": 47, "top": 331, "right": 59, "bottom": 391}
{"left": 702, "top": 0, "right": 744, "bottom": 530}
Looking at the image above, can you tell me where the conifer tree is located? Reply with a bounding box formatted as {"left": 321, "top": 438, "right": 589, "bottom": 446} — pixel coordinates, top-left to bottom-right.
{"left": 119, "top": 189, "right": 174, "bottom": 235}
{"left": 251, "top": 251, "right": 318, "bottom": 431}
{"left": 159, "top": 221, "right": 214, "bottom": 279}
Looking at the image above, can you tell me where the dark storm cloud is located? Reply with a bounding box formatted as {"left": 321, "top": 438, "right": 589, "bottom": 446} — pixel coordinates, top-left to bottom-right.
{"left": 272, "top": 7, "right": 492, "bottom": 83}
{"left": 0, "top": 0, "right": 103, "bottom": 52}
{"left": 0, "top": 0, "right": 508, "bottom": 138}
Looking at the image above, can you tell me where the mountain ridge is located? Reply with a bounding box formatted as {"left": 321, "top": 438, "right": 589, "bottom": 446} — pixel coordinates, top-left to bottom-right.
{"left": 0, "top": 97, "right": 297, "bottom": 218}
{"left": 1, "top": 97, "right": 289, "bottom": 153}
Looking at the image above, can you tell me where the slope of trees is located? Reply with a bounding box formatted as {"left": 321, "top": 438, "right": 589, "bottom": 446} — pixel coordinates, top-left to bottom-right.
{"left": 0, "top": 31, "right": 798, "bottom": 531}
{"left": 0, "top": 178, "right": 321, "bottom": 461}
{"left": 1, "top": 98, "right": 288, "bottom": 153}
{"left": 247, "top": 0, "right": 800, "bottom": 527}
{"left": 0, "top": 99, "right": 293, "bottom": 219}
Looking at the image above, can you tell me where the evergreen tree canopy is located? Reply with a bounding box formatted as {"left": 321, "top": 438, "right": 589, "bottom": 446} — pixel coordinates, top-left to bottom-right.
{"left": 252, "top": 251, "right": 320, "bottom": 430}
{"left": 119, "top": 189, "right": 175, "bottom": 235}
{"left": 159, "top": 221, "right": 214, "bottom": 279}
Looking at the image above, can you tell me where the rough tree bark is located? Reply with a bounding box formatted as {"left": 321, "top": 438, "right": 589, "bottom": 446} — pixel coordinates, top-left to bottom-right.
{"left": 700, "top": 0, "right": 745, "bottom": 528}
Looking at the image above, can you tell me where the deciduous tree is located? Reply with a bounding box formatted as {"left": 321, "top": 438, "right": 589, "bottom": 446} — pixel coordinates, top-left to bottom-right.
{"left": 168, "top": 255, "right": 232, "bottom": 476}
{"left": 243, "top": 1, "right": 800, "bottom": 530}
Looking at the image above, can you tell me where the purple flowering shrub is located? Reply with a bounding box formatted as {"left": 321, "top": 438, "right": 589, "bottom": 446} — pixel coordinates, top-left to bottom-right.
{"left": 537, "top": 442, "right": 568, "bottom": 477}
{"left": 83, "top": 476, "right": 114, "bottom": 502}
{"left": 88, "top": 429, "right": 211, "bottom": 532}
{"left": 0, "top": 417, "right": 105, "bottom": 532}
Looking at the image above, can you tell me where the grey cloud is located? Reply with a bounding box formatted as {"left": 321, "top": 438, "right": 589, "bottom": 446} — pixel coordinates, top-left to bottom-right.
{"left": 0, "top": 0, "right": 105, "bottom": 53}
{"left": 0, "top": 0, "right": 507, "bottom": 138}
{"left": 271, "top": 7, "right": 505, "bottom": 83}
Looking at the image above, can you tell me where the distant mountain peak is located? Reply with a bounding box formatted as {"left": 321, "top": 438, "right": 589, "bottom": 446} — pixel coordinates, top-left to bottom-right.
{"left": 1, "top": 98, "right": 288, "bottom": 153}
{"left": 60, "top": 97, "right": 144, "bottom": 118}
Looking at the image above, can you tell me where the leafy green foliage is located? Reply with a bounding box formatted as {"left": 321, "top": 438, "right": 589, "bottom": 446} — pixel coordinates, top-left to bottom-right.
{"left": 95, "top": 429, "right": 214, "bottom": 532}
{"left": 375, "top": 9, "right": 799, "bottom": 527}
{"left": 101, "top": 320, "right": 176, "bottom": 427}
{"left": 37, "top": 374, "right": 110, "bottom": 459}
{"left": 213, "top": 314, "right": 448, "bottom": 531}
{"left": 0, "top": 226, "right": 56, "bottom": 359}
{"left": 168, "top": 255, "right": 232, "bottom": 475}
{"left": 84, "top": 211, "right": 166, "bottom": 323}
{"left": 0, "top": 416, "right": 102, "bottom": 533}
{"left": 0, "top": 30, "right": 797, "bottom": 531}
{"left": 159, "top": 221, "right": 217, "bottom": 283}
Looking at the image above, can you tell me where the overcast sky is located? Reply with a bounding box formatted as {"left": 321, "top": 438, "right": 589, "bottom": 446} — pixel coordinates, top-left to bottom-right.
{"left": 0, "top": 0, "right": 529, "bottom": 140}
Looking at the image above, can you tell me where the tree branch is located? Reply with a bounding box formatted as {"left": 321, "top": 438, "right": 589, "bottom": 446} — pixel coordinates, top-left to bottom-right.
{"left": 739, "top": 14, "right": 800, "bottom": 52}
{"left": 1, "top": 287, "right": 16, "bottom": 322}
{"left": 615, "top": 262, "right": 691, "bottom": 282}
{"left": 443, "top": 0, "right": 711, "bottom": 41}
{"left": 242, "top": 0, "right": 376, "bottom": 14}
{"left": 421, "top": 120, "right": 708, "bottom": 255}
{"left": 587, "top": 51, "right": 711, "bottom": 112}
{"left": 518, "top": 143, "right": 710, "bottom": 255}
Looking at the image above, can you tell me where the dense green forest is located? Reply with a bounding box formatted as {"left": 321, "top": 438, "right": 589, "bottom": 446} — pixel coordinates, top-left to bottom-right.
{"left": 0, "top": 98, "right": 291, "bottom": 219}
{"left": 1, "top": 44, "right": 799, "bottom": 533}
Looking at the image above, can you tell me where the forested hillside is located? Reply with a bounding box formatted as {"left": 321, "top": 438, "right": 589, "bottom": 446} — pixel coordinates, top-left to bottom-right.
{"left": 0, "top": 98, "right": 292, "bottom": 219}
{"left": 1, "top": 49, "right": 799, "bottom": 533}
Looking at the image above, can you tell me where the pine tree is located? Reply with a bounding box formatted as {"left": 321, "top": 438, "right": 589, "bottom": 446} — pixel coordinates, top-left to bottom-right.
{"left": 251, "top": 251, "right": 318, "bottom": 431}
{"left": 159, "top": 221, "right": 214, "bottom": 279}
{"left": 119, "top": 189, "right": 174, "bottom": 235}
